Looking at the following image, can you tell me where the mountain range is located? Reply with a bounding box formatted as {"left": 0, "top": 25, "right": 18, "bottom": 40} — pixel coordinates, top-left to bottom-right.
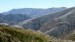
{"left": 2, "top": 7, "right": 66, "bottom": 18}
{"left": 1, "top": 7, "right": 75, "bottom": 42}
{"left": 14, "top": 7, "right": 75, "bottom": 41}
{"left": 0, "top": 7, "right": 66, "bottom": 25}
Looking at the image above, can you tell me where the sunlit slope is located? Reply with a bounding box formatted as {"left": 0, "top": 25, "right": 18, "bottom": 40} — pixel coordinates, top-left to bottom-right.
{"left": 0, "top": 25, "right": 53, "bottom": 42}
{"left": 0, "top": 25, "right": 74, "bottom": 42}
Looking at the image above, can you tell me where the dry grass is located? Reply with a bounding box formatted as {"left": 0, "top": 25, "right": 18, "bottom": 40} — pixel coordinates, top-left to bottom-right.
{"left": 0, "top": 25, "right": 74, "bottom": 42}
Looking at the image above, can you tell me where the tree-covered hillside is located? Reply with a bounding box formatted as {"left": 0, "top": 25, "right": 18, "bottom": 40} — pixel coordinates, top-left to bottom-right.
{"left": 0, "top": 14, "right": 30, "bottom": 25}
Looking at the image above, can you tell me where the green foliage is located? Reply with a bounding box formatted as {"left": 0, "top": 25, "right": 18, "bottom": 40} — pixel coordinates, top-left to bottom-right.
{"left": 0, "top": 25, "right": 74, "bottom": 42}
{"left": 0, "top": 25, "right": 52, "bottom": 42}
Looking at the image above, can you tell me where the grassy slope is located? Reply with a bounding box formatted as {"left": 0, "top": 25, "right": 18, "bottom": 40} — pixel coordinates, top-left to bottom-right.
{"left": 0, "top": 25, "right": 74, "bottom": 42}
{"left": 0, "top": 25, "right": 53, "bottom": 42}
{"left": 62, "top": 30, "right": 75, "bottom": 41}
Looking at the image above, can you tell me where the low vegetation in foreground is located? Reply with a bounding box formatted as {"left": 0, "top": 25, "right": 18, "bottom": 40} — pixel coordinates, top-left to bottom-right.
{"left": 0, "top": 25, "right": 52, "bottom": 42}
{"left": 0, "top": 25, "right": 74, "bottom": 42}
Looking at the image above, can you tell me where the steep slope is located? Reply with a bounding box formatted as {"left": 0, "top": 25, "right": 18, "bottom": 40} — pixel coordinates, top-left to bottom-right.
{"left": 15, "top": 7, "right": 75, "bottom": 30}
{"left": 62, "top": 30, "right": 75, "bottom": 41}
{"left": 2, "top": 7, "right": 66, "bottom": 18}
{"left": 14, "top": 7, "right": 75, "bottom": 41}
{"left": 0, "top": 25, "right": 74, "bottom": 42}
{"left": 0, "top": 25, "right": 51, "bottom": 42}
{"left": 40, "top": 7, "right": 75, "bottom": 39}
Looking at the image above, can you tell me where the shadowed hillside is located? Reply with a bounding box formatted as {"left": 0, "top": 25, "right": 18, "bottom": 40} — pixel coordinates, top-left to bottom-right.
{"left": 0, "top": 7, "right": 66, "bottom": 25}
{"left": 0, "top": 14, "right": 30, "bottom": 25}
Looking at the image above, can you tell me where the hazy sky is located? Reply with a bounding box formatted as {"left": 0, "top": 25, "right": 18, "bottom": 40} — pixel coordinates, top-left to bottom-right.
{"left": 0, "top": 0, "right": 75, "bottom": 13}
